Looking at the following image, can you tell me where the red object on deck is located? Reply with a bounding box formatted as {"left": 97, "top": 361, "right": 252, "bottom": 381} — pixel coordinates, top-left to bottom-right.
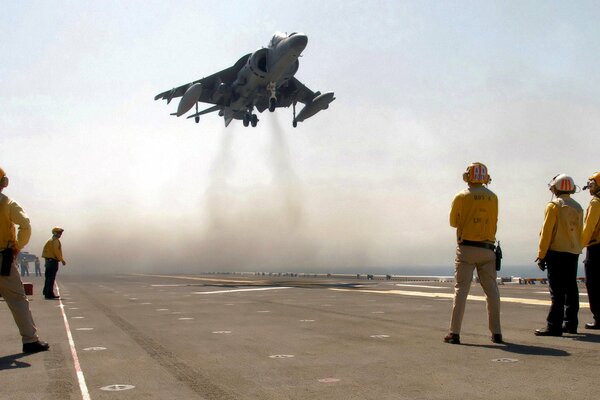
{"left": 23, "top": 282, "right": 33, "bottom": 296}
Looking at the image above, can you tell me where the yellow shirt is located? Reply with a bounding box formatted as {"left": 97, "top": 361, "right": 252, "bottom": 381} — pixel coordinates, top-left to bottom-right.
{"left": 582, "top": 196, "right": 600, "bottom": 248}
{"left": 0, "top": 193, "right": 31, "bottom": 251}
{"left": 450, "top": 185, "right": 498, "bottom": 243}
{"left": 538, "top": 195, "right": 583, "bottom": 259}
{"left": 42, "top": 237, "right": 64, "bottom": 262}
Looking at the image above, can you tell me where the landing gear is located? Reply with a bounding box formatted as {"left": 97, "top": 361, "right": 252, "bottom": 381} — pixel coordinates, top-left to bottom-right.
{"left": 243, "top": 112, "right": 258, "bottom": 127}
{"left": 292, "top": 101, "right": 298, "bottom": 128}
{"left": 267, "top": 81, "right": 277, "bottom": 112}
{"left": 194, "top": 103, "right": 199, "bottom": 123}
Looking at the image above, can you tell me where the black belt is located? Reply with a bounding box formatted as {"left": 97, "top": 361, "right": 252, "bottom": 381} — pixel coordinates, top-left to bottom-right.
{"left": 460, "top": 240, "right": 495, "bottom": 251}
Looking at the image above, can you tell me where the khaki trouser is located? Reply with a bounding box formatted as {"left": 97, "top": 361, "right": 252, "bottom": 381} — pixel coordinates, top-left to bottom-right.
{"left": 449, "top": 245, "right": 501, "bottom": 335}
{"left": 0, "top": 253, "right": 39, "bottom": 344}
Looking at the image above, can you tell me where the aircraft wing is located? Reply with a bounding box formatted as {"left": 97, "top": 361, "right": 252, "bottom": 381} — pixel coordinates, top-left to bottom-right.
{"left": 284, "top": 77, "right": 318, "bottom": 105}
{"left": 154, "top": 54, "right": 251, "bottom": 105}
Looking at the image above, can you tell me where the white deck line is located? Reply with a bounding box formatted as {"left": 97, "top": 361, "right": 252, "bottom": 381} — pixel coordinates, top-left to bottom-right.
{"left": 56, "top": 285, "right": 91, "bottom": 400}
{"left": 193, "top": 287, "right": 292, "bottom": 295}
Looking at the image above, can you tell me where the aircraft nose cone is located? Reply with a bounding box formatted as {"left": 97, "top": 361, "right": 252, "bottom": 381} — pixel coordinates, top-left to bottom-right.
{"left": 290, "top": 34, "right": 308, "bottom": 53}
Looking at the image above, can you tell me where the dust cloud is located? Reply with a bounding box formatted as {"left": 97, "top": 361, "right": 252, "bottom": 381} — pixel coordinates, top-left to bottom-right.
{"left": 66, "top": 120, "right": 326, "bottom": 274}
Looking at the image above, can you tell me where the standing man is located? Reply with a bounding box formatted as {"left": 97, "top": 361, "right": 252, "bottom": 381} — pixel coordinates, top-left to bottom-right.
{"left": 445, "top": 162, "right": 502, "bottom": 345}
{"left": 42, "top": 227, "right": 66, "bottom": 300}
{"left": 0, "top": 166, "right": 49, "bottom": 353}
{"left": 34, "top": 256, "right": 41, "bottom": 277}
{"left": 535, "top": 174, "right": 583, "bottom": 336}
{"left": 582, "top": 172, "right": 600, "bottom": 330}
{"left": 20, "top": 256, "right": 29, "bottom": 277}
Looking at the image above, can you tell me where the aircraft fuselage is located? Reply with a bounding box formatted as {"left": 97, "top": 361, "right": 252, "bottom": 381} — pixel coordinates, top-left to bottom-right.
{"left": 230, "top": 32, "right": 307, "bottom": 112}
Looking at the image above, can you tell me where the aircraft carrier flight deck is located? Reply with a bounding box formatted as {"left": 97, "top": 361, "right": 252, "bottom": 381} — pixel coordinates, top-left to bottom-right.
{"left": 1, "top": 273, "right": 598, "bottom": 400}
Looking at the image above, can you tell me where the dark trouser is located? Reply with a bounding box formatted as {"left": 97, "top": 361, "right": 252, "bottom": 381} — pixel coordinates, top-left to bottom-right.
{"left": 43, "top": 259, "right": 59, "bottom": 298}
{"left": 584, "top": 244, "right": 600, "bottom": 323}
{"left": 546, "top": 250, "right": 580, "bottom": 331}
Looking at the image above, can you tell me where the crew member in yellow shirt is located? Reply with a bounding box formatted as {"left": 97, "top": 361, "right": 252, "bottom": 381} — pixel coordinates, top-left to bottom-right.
{"left": 42, "top": 226, "right": 66, "bottom": 299}
{"left": 444, "top": 162, "right": 502, "bottom": 345}
{"left": 582, "top": 171, "right": 600, "bottom": 330}
{"left": 535, "top": 174, "right": 583, "bottom": 336}
{"left": 0, "top": 166, "right": 49, "bottom": 353}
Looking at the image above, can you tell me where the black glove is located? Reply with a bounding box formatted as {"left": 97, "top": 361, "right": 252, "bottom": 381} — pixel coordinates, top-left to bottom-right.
{"left": 536, "top": 258, "right": 546, "bottom": 271}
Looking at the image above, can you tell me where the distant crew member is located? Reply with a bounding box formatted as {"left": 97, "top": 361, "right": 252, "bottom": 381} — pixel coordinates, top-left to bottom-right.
{"left": 535, "top": 174, "right": 583, "bottom": 336}
{"left": 20, "top": 257, "right": 29, "bottom": 277}
{"left": 582, "top": 172, "right": 600, "bottom": 330}
{"left": 34, "top": 256, "right": 41, "bottom": 277}
{"left": 42, "top": 226, "right": 66, "bottom": 299}
{"left": 0, "top": 166, "right": 50, "bottom": 353}
{"left": 445, "top": 162, "right": 502, "bottom": 345}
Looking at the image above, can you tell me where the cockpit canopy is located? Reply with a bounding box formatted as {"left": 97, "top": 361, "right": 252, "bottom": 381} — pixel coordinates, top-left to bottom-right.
{"left": 269, "top": 32, "right": 287, "bottom": 47}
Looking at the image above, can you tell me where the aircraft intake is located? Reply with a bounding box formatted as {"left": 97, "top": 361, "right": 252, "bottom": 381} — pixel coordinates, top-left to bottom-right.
{"left": 295, "top": 92, "right": 335, "bottom": 122}
{"left": 177, "top": 83, "right": 203, "bottom": 116}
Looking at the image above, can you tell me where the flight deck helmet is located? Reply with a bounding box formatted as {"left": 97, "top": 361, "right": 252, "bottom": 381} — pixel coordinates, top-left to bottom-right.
{"left": 52, "top": 226, "right": 64, "bottom": 235}
{"left": 0, "top": 167, "right": 7, "bottom": 189}
{"left": 548, "top": 174, "right": 576, "bottom": 194}
{"left": 462, "top": 162, "right": 490, "bottom": 185}
{"left": 583, "top": 171, "right": 600, "bottom": 195}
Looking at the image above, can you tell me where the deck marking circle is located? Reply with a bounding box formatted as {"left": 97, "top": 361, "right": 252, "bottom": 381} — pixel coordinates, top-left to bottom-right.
{"left": 492, "top": 358, "right": 519, "bottom": 363}
{"left": 178, "top": 317, "right": 194, "bottom": 320}
{"left": 269, "top": 354, "right": 295, "bottom": 359}
{"left": 212, "top": 331, "right": 232, "bottom": 334}
{"left": 76, "top": 328, "right": 94, "bottom": 331}
{"left": 370, "top": 334, "right": 390, "bottom": 338}
{"left": 83, "top": 347, "right": 107, "bottom": 351}
{"left": 318, "top": 378, "right": 340, "bottom": 383}
{"left": 100, "top": 384, "right": 135, "bottom": 391}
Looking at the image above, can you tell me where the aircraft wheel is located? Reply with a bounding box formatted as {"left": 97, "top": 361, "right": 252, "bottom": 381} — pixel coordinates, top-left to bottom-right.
{"left": 243, "top": 114, "right": 250, "bottom": 127}
{"left": 292, "top": 120, "right": 297, "bottom": 128}
{"left": 195, "top": 116, "right": 200, "bottom": 123}
{"left": 269, "top": 98, "right": 276, "bottom": 112}
{"left": 251, "top": 114, "right": 258, "bottom": 127}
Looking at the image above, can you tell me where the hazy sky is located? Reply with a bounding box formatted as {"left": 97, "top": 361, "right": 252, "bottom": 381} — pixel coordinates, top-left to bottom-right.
{"left": 1, "top": 1, "right": 599, "bottom": 274}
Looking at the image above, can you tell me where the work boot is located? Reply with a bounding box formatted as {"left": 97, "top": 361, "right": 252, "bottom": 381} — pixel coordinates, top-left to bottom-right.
{"left": 534, "top": 328, "right": 562, "bottom": 337}
{"left": 585, "top": 322, "right": 600, "bottom": 330}
{"left": 491, "top": 334, "right": 503, "bottom": 343}
{"left": 23, "top": 341, "right": 50, "bottom": 353}
{"left": 443, "top": 333, "right": 460, "bottom": 344}
{"left": 562, "top": 325, "right": 578, "bottom": 334}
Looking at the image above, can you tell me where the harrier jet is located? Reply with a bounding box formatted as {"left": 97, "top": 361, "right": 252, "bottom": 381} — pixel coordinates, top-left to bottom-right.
{"left": 154, "top": 32, "right": 335, "bottom": 128}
